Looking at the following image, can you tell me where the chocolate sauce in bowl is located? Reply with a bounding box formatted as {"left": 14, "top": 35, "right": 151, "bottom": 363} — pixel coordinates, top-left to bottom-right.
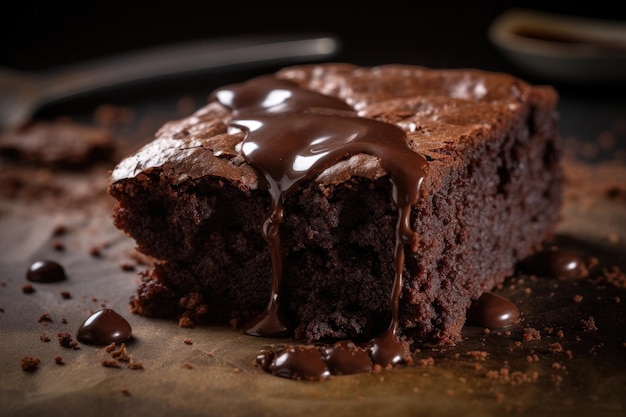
{"left": 211, "top": 75, "right": 426, "bottom": 375}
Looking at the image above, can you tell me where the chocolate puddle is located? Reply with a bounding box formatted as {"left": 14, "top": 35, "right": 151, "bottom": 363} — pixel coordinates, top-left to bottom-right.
{"left": 211, "top": 75, "right": 426, "bottom": 373}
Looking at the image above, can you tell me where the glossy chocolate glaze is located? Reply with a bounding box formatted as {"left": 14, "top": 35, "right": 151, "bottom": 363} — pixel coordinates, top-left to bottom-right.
{"left": 76, "top": 308, "right": 133, "bottom": 345}
{"left": 211, "top": 75, "right": 425, "bottom": 372}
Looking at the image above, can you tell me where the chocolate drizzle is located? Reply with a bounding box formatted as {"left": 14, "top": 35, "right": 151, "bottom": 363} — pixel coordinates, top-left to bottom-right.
{"left": 211, "top": 75, "right": 427, "bottom": 365}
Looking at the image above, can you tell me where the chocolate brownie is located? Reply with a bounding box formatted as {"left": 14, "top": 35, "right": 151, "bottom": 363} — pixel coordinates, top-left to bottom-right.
{"left": 108, "top": 63, "right": 561, "bottom": 351}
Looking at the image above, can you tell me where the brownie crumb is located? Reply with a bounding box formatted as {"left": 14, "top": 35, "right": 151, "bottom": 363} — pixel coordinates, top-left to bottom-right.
{"left": 526, "top": 354, "right": 539, "bottom": 363}
{"left": 57, "top": 332, "right": 79, "bottom": 349}
{"left": 594, "top": 266, "right": 626, "bottom": 289}
{"left": 60, "top": 291, "right": 72, "bottom": 299}
{"left": 22, "top": 284, "right": 35, "bottom": 294}
{"left": 549, "top": 343, "right": 564, "bottom": 353}
{"left": 38, "top": 313, "right": 52, "bottom": 323}
{"left": 111, "top": 344, "right": 131, "bottom": 362}
{"left": 120, "top": 388, "right": 131, "bottom": 396}
{"left": 101, "top": 359, "right": 120, "bottom": 368}
{"left": 416, "top": 357, "right": 435, "bottom": 367}
{"left": 573, "top": 294, "right": 583, "bottom": 303}
{"left": 89, "top": 246, "right": 103, "bottom": 258}
{"left": 52, "top": 225, "right": 68, "bottom": 237}
{"left": 119, "top": 262, "right": 136, "bottom": 272}
{"left": 51, "top": 241, "right": 65, "bottom": 251}
{"left": 128, "top": 360, "right": 144, "bottom": 370}
{"left": 182, "top": 362, "right": 194, "bottom": 369}
{"left": 523, "top": 328, "right": 541, "bottom": 342}
{"left": 465, "top": 351, "right": 489, "bottom": 361}
{"left": 178, "top": 316, "right": 194, "bottom": 328}
{"left": 0, "top": 307, "right": 4, "bottom": 313}
{"left": 105, "top": 342, "right": 117, "bottom": 353}
{"left": 581, "top": 316, "right": 598, "bottom": 331}
{"left": 183, "top": 338, "right": 193, "bottom": 345}
{"left": 54, "top": 356, "right": 65, "bottom": 365}
{"left": 21, "top": 356, "right": 41, "bottom": 372}
{"left": 40, "top": 333, "right": 51, "bottom": 342}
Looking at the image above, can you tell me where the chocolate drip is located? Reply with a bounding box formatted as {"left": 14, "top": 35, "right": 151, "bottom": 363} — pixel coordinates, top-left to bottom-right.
{"left": 211, "top": 76, "right": 426, "bottom": 359}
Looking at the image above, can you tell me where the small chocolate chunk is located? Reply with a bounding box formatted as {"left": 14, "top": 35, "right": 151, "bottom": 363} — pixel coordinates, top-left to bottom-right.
{"left": 521, "top": 249, "right": 587, "bottom": 279}
{"left": 76, "top": 309, "right": 133, "bottom": 345}
{"left": 466, "top": 292, "right": 520, "bottom": 329}
{"left": 26, "top": 260, "right": 66, "bottom": 283}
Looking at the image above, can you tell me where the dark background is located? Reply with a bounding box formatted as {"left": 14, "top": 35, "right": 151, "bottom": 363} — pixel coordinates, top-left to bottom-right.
{"left": 2, "top": 0, "right": 625, "bottom": 151}
{"left": 2, "top": 0, "right": 625, "bottom": 71}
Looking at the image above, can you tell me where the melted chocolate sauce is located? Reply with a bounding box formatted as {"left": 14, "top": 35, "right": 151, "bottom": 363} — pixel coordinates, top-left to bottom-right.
{"left": 521, "top": 249, "right": 586, "bottom": 279}
{"left": 211, "top": 75, "right": 425, "bottom": 376}
{"left": 266, "top": 345, "right": 330, "bottom": 381}
{"left": 466, "top": 292, "right": 520, "bottom": 329}
{"left": 76, "top": 309, "right": 133, "bottom": 345}
{"left": 26, "top": 260, "right": 66, "bottom": 283}
{"left": 323, "top": 340, "right": 373, "bottom": 375}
